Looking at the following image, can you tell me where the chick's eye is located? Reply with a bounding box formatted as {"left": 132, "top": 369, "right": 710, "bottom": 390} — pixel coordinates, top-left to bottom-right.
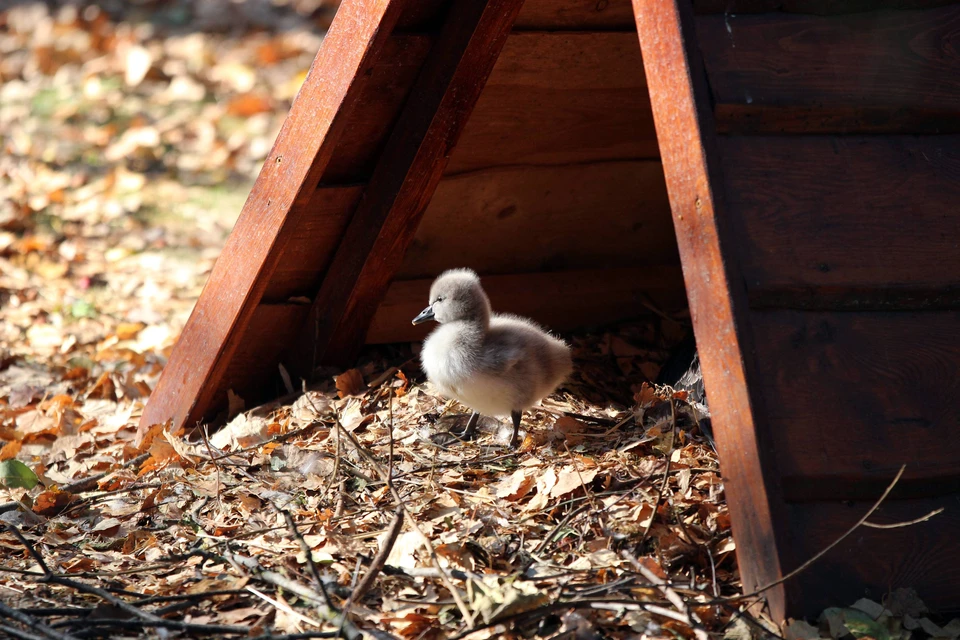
{"left": 434, "top": 296, "right": 444, "bottom": 304}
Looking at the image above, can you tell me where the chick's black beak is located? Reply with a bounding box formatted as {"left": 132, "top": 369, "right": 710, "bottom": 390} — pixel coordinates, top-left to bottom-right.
{"left": 412, "top": 305, "right": 435, "bottom": 325}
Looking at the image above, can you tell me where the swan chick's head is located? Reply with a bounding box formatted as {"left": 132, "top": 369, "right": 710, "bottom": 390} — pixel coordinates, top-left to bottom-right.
{"left": 412, "top": 268, "right": 491, "bottom": 326}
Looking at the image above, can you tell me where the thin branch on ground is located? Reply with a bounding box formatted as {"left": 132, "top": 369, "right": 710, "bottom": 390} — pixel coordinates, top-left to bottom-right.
{"left": 332, "top": 414, "right": 477, "bottom": 629}
{"left": 0, "top": 600, "right": 80, "bottom": 640}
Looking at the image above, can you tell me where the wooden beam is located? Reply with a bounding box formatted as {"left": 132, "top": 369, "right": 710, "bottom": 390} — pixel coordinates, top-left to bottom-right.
{"left": 398, "top": 160, "right": 677, "bottom": 280}
{"left": 752, "top": 309, "right": 960, "bottom": 501}
{"left": 136, "top": 0, "right": 408, "bottom": 443}
{"left": 513, "top": 0, "right": 637, "bottom": 30}
{"left": 294, "top": 0, "right": 527, "bottom": 370}
{"left": 366, "top": 266, "right": 688, "bottom": 343}
{"left": 693, "top": 0, "right": 958, "bottom": 13}
{"left": 785, "top": 496, "right": 960, "bottom": 614}
{"left": 447, "top": 32, "right": 658, "bottom": 174}
{"left": 632, "top": 0, "right": 791, "bottom": 619}
{"left": 719, "top": 136, "right": 960, "bottom": 294}
{"left": 698, "top": 6, "right": 960, "bottom": 134}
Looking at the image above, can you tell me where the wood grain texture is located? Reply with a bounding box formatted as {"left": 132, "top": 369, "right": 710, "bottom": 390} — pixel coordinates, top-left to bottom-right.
{"left": 321, "top": 35, "right": 433, "bottom": 183}
{"left": 137, "top": 0, "right": 407, "bottom": 441}
{"left": 297, "top": 0, "right": 527, "bottom": 370}
{"left": 262, "top": 186, "right": 364, "bottom": 302}
{"left": 210, "top": 303, "right": 310, "bottom": 416}
{"left": 699, "top": 6, "right": 960, "bottom": 133}
{"left": 719, "top": 136, "right": 960, "bottom": 294}
{"left": 714, "top": 103, "right": 960, "bottom": 135}
{"left": 514, "top": 0, "right": 637, "bottom": 30}
{"left": 748, "top": 285, "right": 960, "bottom": 311}
{"left": 785, "top": 495, "right": 960, "bottom": 615}
{"left": 271, "top": 161, "right": 678, "bottom": 301}
{"left": 693, "top": 0, "right": 959, "bottom": 14}
{"left": 367, "top": 266, "right": 688, "bottom": 343}
{"left": 633, "top": 0, "right": 790, "bottom": 618}
{"left": 752, "top": 310, "right": 960, "bottom": 501}
{"left": 396, "top": 161, "right": 677, "bottom": 280}
{"left": 446, "top": 32, "right": 658, "bottom": 173}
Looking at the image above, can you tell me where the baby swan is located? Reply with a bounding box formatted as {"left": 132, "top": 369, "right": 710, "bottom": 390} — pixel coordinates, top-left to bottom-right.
{"left": 412, "top": 268, "right": 573, "bottom": 447}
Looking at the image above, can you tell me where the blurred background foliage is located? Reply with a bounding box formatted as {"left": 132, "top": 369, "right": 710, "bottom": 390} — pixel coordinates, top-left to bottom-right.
{"left": 0, "top": 0, "right": 337, "bottom": 387}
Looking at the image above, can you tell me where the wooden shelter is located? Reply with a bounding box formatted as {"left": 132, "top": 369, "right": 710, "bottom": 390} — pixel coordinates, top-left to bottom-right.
{"left": 138, "top": 0, "right": 960, "bottom": 620}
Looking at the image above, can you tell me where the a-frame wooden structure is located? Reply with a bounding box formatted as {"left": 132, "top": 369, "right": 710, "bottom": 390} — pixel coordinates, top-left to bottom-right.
{"left": 139, "top": 0, "right": 960, "bottom": 620}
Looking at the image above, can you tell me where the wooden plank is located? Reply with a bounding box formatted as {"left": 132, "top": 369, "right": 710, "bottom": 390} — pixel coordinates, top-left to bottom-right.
{"left": 719, "top": 136, "right": 960, "bottom": 295}
{"left": 321, "top": 35, "right": 433, "bottom": 184}
{"left": 446, "top": 32, "right": 658, "bottom": 173}
{"left": 295, "top": 0, "right": 527, "bottom": 370}
{"left": 397, "top": 161, "right": 677, "bottom": 280}
{"left": 693, "top": 0, "right": 958, "bottom": 14}
{"left": 748, "top": 285, "right": 960, "bottom": 312}
{"left": 367, "top": 266, "right": 688, "bottom": 343}
{"left": 698, "top": 7, "right": 960, "bottom": 133}
{"left": 263, "top": 186, "right": 363, "bottom": 302}
{"left": 633, "top": 0, "right": 791, "bottom": 618}
{"left": 210, "top": 303, "right": 310, "bottom": 417}
{"left": 514, "top": 0, "right": 637, "bottom": 30}
{"left": 138, "top": 0, "right": 410, "bottom": 440}
{"left": 783, "top": 496, "right": 960, "bottom": 615}
{"left": 752, "top": 310, "right": 960, "bottom": 501}
{"left": 714, "top": 104, "right": 960, "bottom": 135}
{"left": 270, "top": 161, "right": 677, "bottom": 302}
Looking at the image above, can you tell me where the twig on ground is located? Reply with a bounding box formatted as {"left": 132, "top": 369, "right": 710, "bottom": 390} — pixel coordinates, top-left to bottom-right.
{"left": 445, "top": 597, "right": 700, "bottom": 640}
{"left": 332, "top": 415, "right": 477, "bottom": 629}
{"left": 0, "top": 600, "right": 79, "bottom": 640}
{"left": 724, "top": 464, "right": 919, "bottom": 603}
{"left": 863, "top": 508, "right": 944, "bottom": 529}
{"left": 532, "top": 503, "right": 592, "bottom": 556}
{"left": 199, "top": 422, "right": 224, "bottom": 503}
{"left": 281, "top": 510, "right": 329, "bottom": 600}
{"left": 622, "top": 550, "right": 708, "bottom": 640}
{"left": 348, "top": 505, "right": 404, "bottom": 604}
{"left": 246, "top": 585, "right": 323, "bottom": 628}
{"left": 0, "top": 622, "right": 47, "bottom": 640}
{"left": 3, "top": 521, "right": 166, "bottom": 626}
{"left": 640, "top": 398, "right": 676, "bottom": 545}
{"left": 0, "top": 453, "right": 150, "bottom": 515}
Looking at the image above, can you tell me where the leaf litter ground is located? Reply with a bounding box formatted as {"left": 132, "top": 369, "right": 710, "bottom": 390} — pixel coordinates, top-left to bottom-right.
{"left": 1, "top": 2, "right": 957, "bottom": 639}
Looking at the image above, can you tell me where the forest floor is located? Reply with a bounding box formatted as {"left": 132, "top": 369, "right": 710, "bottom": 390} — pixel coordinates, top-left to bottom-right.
{"left": 0, "top": 2, "right": 953, "bottom": 639}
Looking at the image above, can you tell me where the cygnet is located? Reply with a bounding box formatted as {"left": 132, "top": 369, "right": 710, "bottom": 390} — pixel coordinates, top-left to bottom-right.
{"left": 412, "top": 268, "right": 573, "bottom": 446}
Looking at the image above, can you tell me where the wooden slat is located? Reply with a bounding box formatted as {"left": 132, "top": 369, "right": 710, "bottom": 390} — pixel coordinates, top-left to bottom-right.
{"left": 137, "top": 0, "right": 409, "bottom": 441}
{"left": 211, "top": 304, "right": 310, "bottom": 416}
{"left": 752, "top": 310, "right": 960, "bottom": 501}
{"left": 714, "top": 104, "right": 960, "bottom": 135}
{"left": 269, "top": 161, "right": 678, "bottom": 301}
{"left": 446, "top": 32, "right": 658, "bottom": 173}
{"left": 396, "top": 161, "right": 676, "bottom": 280}
{"left": 633, "top": 0, "right": 791, "bottom": 618}
{"left": 514, "top": 0, "right": 637, "bottom": 30}
{"left": 699, "top": 6, "right": 960, "bottom": 133}
{"left": 367, "top": 266, "right": 688, "bottom": 343}
{"left": 321, "top": 36, "right": 433, "bottom": 184}
{"left": 693, "top": 0, "right": 959, "bottom": 14}
{"left": 783, "top": 496, "right": 960, "bottom": 615}
{"left": 263, "top": 186, "right": 363, "bottom": 302}
{"left": 296, "top": 0, "right": 527, "bottom": 370}
{"left": 719, "top": 136, "right": 960, "bottom": 296}
{"left": 748, "top": 285, "right": 960, "bottom": 312}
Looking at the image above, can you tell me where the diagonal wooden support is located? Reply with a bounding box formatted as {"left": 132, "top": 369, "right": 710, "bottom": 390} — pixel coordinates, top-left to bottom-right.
{"left": 136, "top": 0, "right": 409, "bottom": 444}
{"left": 632, "top": 0, "right": 790, "bottom": 619}
{"left": 294, "top": 0, "right": 527, "bottom": 369}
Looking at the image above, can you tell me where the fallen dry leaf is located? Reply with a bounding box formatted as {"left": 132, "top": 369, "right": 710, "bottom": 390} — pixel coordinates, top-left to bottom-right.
{"left": 335, "top": 368, "right": 365, "bottom": 398}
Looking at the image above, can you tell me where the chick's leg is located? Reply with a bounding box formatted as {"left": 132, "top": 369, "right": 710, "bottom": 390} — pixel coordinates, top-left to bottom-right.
{"left": 510, "top": 411, "right": 522, "bottom": 447}
{"left": 431, "top": 410, "right": 481, "bottom": 446}
{"left": 461, "top": 410, "right": 480, "bottom": 439}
